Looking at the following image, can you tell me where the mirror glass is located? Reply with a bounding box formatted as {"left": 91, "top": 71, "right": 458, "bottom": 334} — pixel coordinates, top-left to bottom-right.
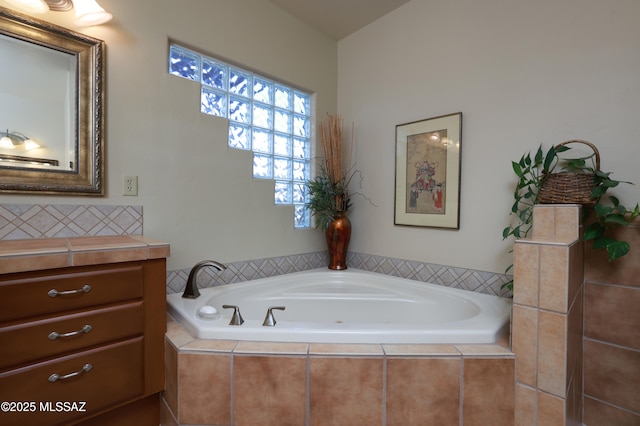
{"left": 0, "top": 6, "right": 105, "bottom": 195}
{"left": 0, "top": 33, "right": 75, "bottom": 170}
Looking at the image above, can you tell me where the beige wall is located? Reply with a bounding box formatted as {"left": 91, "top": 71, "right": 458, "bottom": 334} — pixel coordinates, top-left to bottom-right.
{"left": 338, "top": 0, "right": 640, "bottom": 274}
{"left": 1, "top": 0, "right": 639, "bottom": 276}
{"left": 0, "top": 0, "right": 337, "bottom": 270}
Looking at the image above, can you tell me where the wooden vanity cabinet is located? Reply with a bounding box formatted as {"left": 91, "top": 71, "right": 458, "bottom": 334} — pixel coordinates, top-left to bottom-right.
{"left": 0, "top": 258, "right": 167, "bottom": 426}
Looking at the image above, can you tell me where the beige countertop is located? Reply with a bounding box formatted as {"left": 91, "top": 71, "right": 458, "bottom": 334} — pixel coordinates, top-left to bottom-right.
{"left": 0, "top": 235, "right": 170, "bottom": 274}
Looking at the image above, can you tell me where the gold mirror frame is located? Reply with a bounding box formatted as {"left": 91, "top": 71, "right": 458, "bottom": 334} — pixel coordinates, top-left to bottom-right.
{"left": 0, "top": 6, "right": 104, "bottom": 195}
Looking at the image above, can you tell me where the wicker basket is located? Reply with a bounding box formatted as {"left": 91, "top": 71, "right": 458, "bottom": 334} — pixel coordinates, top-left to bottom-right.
{"left": 538, "top": 140, "right": 600, "bottom": 205}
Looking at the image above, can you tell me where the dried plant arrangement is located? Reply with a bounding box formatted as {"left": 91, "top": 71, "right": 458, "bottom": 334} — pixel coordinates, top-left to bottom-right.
{"left": 306, "top": 114, "right": 356, "bottom": 229}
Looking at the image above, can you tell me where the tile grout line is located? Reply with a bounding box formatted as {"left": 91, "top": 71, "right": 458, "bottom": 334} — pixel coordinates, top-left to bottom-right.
{"left": 305, "top": 355, "right": 310, "bottom": 426}
{"left": 459, "top": 356, "right": 464, "bottom": 426}
{"left": 229, "top": 352, "right": 235, "bottom": 426}
{"left": 535, "top": 243, "right": 541, "bottom": 425}
{"left": 382, "top": 355, "right": 387, "bottom": 426}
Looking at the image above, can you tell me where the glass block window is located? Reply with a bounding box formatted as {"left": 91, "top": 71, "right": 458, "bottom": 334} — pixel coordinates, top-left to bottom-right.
{"left": 169, "top": 44, "right": 312, "bottom": 228}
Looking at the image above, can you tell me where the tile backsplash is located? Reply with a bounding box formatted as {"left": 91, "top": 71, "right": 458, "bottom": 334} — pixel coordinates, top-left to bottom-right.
{"left": 0, "top": 204, "right": 142, "bottom": 239}
{"left": 167, "top": 251, "right": 513, "bottom": 297}
{"left": 0, "top": 203, "right": 512, "bottom": 298}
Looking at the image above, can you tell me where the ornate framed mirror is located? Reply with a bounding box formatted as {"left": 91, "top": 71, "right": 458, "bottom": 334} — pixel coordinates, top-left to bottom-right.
{"left": 0, "top": 6, "right": 104, "bottom": 195}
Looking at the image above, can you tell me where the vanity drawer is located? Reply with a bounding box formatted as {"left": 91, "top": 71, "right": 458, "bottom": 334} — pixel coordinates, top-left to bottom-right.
{"left": 0, "top": 301, "right": 144, "bottom": 370}
{"left": 0, "top": 263, "right": 144, "bottom": 323}
{"left": 0, "top": 337, "right": 144, "bottom": 426}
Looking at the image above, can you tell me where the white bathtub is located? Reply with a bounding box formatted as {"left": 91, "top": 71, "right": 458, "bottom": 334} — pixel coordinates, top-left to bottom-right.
{"left": 166, "top": 268, "right": 512, "bottom": 344}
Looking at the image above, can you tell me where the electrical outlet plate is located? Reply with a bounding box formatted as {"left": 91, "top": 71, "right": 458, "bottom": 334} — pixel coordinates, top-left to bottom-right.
{"left": 123, "top": 175, "right": 138, "bottom": 196}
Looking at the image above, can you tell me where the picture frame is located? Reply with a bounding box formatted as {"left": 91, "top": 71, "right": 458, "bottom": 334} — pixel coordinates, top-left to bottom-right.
{"left": 394, "top": 112, "right": 462, "bottom": 228}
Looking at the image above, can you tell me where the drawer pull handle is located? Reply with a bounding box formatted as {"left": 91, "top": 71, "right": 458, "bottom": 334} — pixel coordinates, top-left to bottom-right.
{"left": 48, "top": 363, "right": 92, "bottom": 383}
{"left": 48, "top": 324, "right": 93, "bottom": 340}
{"left": 48, "top": 284, "right": 92, "bottom": 298}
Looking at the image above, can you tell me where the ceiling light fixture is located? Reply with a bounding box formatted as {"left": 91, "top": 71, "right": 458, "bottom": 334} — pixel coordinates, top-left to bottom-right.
{"left": 72, "top": 0, "right": 112, "bottom": 27}
{"left": 6, "top": 0, "right": 112, "bottom": 26}
{"left": 44, "top": 0, "right": 73, "bottom": 11}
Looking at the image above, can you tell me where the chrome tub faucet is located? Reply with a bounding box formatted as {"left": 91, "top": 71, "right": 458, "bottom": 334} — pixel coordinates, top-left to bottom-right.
{"left": 262, "top": 306, "right": 285, "bottom": 326}
{"left": 223, "top": 304, "right": 245, "bottom": 325}
{"left": 181, "top": 260, "right": 226, "bottom": 299}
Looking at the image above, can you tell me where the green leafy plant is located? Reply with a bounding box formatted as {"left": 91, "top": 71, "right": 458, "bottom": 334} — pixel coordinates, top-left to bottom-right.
{"left": 306, "top": 165, "right": 354, "bottom": 230}
{"left": 584, "top": 172, "right": 639, "bottom": 260}
{"left": 553, "top": 148, "right": 639, "bottom": 261}
{"left": 503, "top": 143, "right": 639, "bottom": 290}
{"left": 503, "top": 145, "right": 557, "bottom": 243}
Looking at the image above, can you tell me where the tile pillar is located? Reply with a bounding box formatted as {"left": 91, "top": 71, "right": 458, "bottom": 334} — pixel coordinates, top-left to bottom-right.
{"left": 582, "top": 216, "right": 640, "bottom": 425}
{"left": 512, "top": 205, "right": 584, "bottom": 426}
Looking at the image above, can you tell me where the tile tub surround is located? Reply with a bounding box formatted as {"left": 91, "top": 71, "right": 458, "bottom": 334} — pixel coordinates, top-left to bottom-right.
{"left": 583, "top": 216, "right": 640, "bottom": 425}
{"left": 512, "top": 205, "right": 584, "bottom": 426}
{"left": 166, "top": 251, "right": 513, "bottom": 297}
{"left": 163, "top": 317, "right": 515, "bottom": 426}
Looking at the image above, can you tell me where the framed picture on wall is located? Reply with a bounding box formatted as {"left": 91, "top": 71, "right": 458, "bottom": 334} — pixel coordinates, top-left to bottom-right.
{"left": 394, "top": 112, "right": 462, "bottom": 229}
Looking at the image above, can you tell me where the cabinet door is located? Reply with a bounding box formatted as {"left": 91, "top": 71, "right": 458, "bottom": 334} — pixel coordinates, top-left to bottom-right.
{"left": 0, "top": 337, "right": 144, "bottom": 426}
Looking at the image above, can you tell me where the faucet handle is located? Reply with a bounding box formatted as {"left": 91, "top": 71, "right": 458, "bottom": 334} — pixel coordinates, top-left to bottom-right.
{"left": 262, "top": 306, "right": 286, "bottom": 327}
{"left": 222, "top": 305, "right": 244, "bottom": 325}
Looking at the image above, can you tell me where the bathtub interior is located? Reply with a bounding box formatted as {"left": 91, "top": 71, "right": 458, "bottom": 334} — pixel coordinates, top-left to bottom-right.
{"left": 166, "top": 268, "right": 512, "bottom": 344}
{"left": 209, "top": 276, "right": 489, "bottom": 323}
